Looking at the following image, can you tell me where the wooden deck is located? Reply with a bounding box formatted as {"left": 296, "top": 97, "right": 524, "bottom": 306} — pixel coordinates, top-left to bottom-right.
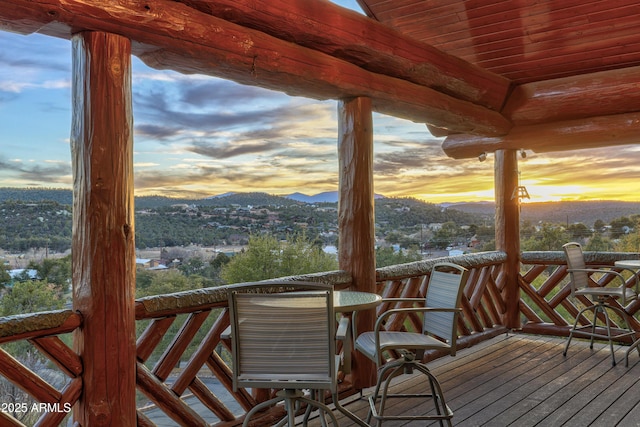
{"left": 307, "top": 333, "right": 640, "bottom": 426}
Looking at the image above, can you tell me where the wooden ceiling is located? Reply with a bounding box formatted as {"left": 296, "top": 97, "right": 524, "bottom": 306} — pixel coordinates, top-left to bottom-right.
{"left": 357, "top": 0, "right": 640, "bottom": 85}
{"left": 356, "top": 0, "right": 640, "bottom": 158}
{"left": 1, "top": 0, "right": 640, "bottom": 158}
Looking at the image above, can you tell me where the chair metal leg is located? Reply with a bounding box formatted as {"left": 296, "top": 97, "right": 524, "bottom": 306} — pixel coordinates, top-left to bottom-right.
{"left": 367, "top": 356, "right": 453, "bottom": 426}
{"left": 563, "top": 304, "right": 597, "bottom": 357}
{"left": 590, "top": 306, "right": 599, "bottom": 349}
{"left": 243, "top": 389, "right": 340, "bottom": 427}
{"left": 243, "top": 395, "right": 287, "bottom": 427}
{"left": 330, "top": 393, "right": 369, "bottom": 427}
{"left": 295, "top": 395, "right": 339, "bottom": 427}
{"left": 413, "top": 363, "right": 453, "bottom": 427}
{"left": 366, "top": 359, "right": 405, "bottom": 425}
{"left": 601, "top": 306, "right": 617, "bottom": 367}
{"left": 285, "top": 397, "right": 297, "bottom": 427}
{"left": 564, "top": 301, "right": 636, "bottom": 367}
{"left": 625, "top": 336, "right": 640, "bottom": 367}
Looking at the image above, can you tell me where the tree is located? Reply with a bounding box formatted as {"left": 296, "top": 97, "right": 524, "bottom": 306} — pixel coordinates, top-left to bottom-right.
{"left": 0, "top": 280, "right": 65, "bottom": 316}
{"left": 221, "top": 233, "right": 338, "bottom": 284}
{"left": 376, "top": 246, "right": 423, "bottom": 268}
{"left": 136, "top": 269, "right": 205, "bottom": 298}
{"left": 521, "top": 223, "right": 571, "bottom": 251}
{"left": 27, "top": 255, "right": 71, "bottom": 294}
{"left": 609, "top": 216, "right": 635, "bottom": 239}
{"left": 567, "top": 223, "right": 590, "bottom": 240}
{"left": 0, "top": 279, "right": 67, "bottom": 424}
{"left": 0, "top": 264, "right": 10, "bottom": 289}
{"left": 178, "top": 257, "right": 206, "bottom": 276}
{"left": 429, "top": 221, "right": 459, "bottom": 249}
{"left": 585, "top": 234, "right": 614, "bottom": 251}
{"left": 210, "top": 252, "right": 230, "bottom": 269}
{"left": 615, "top": 217, "right": 640, "bottom": 252}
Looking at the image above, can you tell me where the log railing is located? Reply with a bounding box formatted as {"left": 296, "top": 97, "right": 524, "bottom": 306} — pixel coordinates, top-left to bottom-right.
{"left": 0, "top": 251, "right": 638, "bottom": 425}
{"left": 0, "top": 310, "right": 82, "bottom": 426}
{"left": 520, "top": 251, "right": 640, "bottom": 339}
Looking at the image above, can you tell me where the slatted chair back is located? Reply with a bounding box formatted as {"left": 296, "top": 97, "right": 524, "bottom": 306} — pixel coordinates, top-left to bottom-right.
{"left": 423, "top": 262, "right": 469, "bottom": 356}
{"left": 228, "top": 282, "right": 336, "bottom": 392}
{"left": 563, "top": 241, "right": 590, "bottom": 293}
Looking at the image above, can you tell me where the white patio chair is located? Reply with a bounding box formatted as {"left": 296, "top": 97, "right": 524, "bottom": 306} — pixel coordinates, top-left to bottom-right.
{"left": 562, "top": 242, "right": 638, "bottom": 366}
{"left": 227, "top": 281, "right": 367, "bottom": 427}
{"left": 354, "top": 262, "right": 469, "bottom": 427}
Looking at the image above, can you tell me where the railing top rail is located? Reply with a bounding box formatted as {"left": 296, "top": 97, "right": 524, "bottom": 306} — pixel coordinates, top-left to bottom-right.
{"left": 376, "top": 251, "right": 507, "bottom": 281}
{"left": 0, "top": 309, "right": 81, "bottom": 343}
{"left": 135, "top": 269, "right": 352, "bottom": 319}
{"left": 522, "top": 251, "right": 640, "bottom": 265}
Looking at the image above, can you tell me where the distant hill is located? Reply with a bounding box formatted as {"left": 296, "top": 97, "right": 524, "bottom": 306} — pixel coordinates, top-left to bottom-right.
{"left": 286, "top": 191, "right": 338, "bottom": 203}
{"left": 285, "top": 191, "right": 385, "bottom": 203}
{"left": 0, "top": 188, "right": 637, "bottom": 226}
{"left": 0, "top": 188, "right": 73, "bottom": 205}
{"left": 450, "top": 201, "right": 640, "bottom": 225}
{"left": 0, "top": 188, "right": 303, "bottom": 209}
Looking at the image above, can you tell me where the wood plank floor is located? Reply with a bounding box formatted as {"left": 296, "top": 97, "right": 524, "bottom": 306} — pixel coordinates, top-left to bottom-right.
{"left": 306, "top": 333, "right": 640, "bottom": 426}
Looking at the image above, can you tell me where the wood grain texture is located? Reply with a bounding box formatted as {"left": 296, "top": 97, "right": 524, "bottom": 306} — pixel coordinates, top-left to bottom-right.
{"left": 494, "top": 150, "right": 521, "bottom": 329}
{"left": 337, "top": 97, "right": 377, "bottom": 388}
{"left": 0, "top": 0, "right": 511, "bottom": 136}
{"left": 442, "top": 111, "right": 640, "bottom": 158}
{"left": 181, "top": 0, "right": 510, "bottom": 111}
{"left": 70, "top": 31, "right": 136, "bottom": 426}
{"left": 503, "top": 66, "right": 640, "bottom": 126}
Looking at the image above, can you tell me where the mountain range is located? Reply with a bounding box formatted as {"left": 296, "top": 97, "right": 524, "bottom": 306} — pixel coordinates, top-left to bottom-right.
{"left": 0, "top": 188, "right": 638, "bottom": 225}
{"left": 213, "top": 191, "right": 383, "bottom": 204}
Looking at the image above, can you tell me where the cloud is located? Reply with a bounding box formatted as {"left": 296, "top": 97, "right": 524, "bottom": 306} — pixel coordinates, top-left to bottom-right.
{"left": 188, "top": 140, "right": 283, "bottom": 159}
{"left": 2, "top": 32, "right": 640, "bottom": 203}
{"left": 0, "top": 33, "right": 70, "bottom": 96}
{"left": 136, "top": 124, "right": 183, "bottom": 140}
{"left": 0, "top": 157, "right": 71, "bottom": 185}
{"left": 179, "top": 80, "right": 286, "bottom": 108}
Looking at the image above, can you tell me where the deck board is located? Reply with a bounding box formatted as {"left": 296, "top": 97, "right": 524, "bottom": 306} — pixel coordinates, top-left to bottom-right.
{"left": 304, "top": 333, "right": 640, "bottom": 426}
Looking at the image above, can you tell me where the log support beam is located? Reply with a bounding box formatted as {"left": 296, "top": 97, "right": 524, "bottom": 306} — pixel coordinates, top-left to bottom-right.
{"left": 442, "top": 111, "right": 640, "bottom": 159}
{"left": 0, "top": 0, "right": 511, "bottom": 136}
{"left": 494, "top": 150, "right": 521, "bottom": 330}
{"left": 338, "top": 97, "right": 377, "bottom": 389}
{"left": 71, "top": 31, "right": 136, "bottom": 426}
{"left": 181, "top": 0, "right": 510, "bottom": 111}
{"left": 504, "top": 66, "right": 640, "bottom": 126}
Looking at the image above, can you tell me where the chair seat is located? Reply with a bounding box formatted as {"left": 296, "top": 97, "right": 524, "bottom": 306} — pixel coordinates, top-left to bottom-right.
{"left": 575, "top": 287, "right": 637, "bottom": 301}
{"left": 355, "top": 331, "right": 451, "bottom": 362}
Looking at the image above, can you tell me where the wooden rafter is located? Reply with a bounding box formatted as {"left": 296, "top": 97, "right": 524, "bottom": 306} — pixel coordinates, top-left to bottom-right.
{"left": 442, "top": 111, "right": 640, "bottom": 159}
{"left": 0, "top": 0, "right": 511, "bottom": 136}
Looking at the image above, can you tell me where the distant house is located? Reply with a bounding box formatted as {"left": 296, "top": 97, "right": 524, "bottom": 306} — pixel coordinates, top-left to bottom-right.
{"left": 9, "top": 269, "right": 38, "bottom": 280}
{"left": 317, "top": 207, "right": 337, "bottom": 213}
{"left": 136, "top": 258, "right": 151, "bottom": 268}
{"left": 135, "top": 259, "right": 167, "bottom": 270}
{"left": 4, "top": 269, "right": 39, "bottom": 287}
{"left": 145, "top": 259, "right": 165, "bottom": 269}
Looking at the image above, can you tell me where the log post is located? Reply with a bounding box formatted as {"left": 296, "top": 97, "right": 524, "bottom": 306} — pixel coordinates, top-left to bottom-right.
{"left": 494, "top": 149, "right": 521, "bottom": 329}
{"left": 70, "top": 32, "right": 136, "bottom": 426}
{"left": 337, "top": 97, "right": 377, "bottom": 389}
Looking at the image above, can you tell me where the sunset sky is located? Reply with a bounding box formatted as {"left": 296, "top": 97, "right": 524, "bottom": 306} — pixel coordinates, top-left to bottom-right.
{"left": 1, "top": 1, "right": 639, "bottom": 204}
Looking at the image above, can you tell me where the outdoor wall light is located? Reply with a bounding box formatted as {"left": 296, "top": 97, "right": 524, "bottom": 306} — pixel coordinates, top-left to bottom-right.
{"left": 478, "top": 152, "right": 487, "bottom": 162}
{"left": 520, "top": 149, "right": 527, "bottom": 158}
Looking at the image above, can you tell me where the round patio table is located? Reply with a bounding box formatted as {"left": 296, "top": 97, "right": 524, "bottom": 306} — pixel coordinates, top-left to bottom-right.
{"left": 334, "top": 290, "right": 382, "bottom": 313}
{"left": 615, "top": 259, "right": 640, "bottom": 270}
